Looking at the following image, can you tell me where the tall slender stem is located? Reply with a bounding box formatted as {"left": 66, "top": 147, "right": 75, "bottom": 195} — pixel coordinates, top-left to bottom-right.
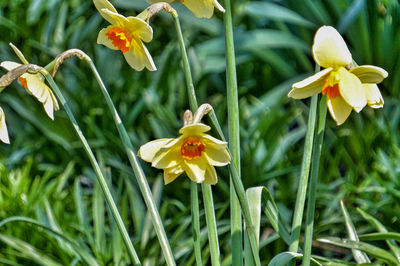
{"left": 86, "top": 61, "right": 176, "bottom": 266}
{"left": 289, "top": 94, "right": 318, "bottom": 253}
{"left": 302, "top": 95, "right": 327, "bottom": 266}
{"left": 41, "top": 71, "right": 141, "bottom": 265}
{"left": 223, "top": 0, "right": 243, "bottom": 264}
{"left": 191, "top": 183, "right": 202, "bottom": 266}
{"left": 173, "top": 13, "right": 221, "bottom": 265}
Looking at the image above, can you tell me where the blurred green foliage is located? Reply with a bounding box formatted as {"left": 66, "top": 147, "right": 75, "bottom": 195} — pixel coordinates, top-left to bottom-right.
{"left": 0, "top": 0, "right": 399, "bottom": 264}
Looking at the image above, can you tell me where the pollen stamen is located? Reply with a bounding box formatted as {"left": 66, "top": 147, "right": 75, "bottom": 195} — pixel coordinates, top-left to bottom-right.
{"left": 181, "top": 137, "right": 205, "bottom": 160}
{"left": 322, "top": 72, "right": 340, "bottom": 99}
{"left": 105, "top": 27, "right": 132, "bottom": 53}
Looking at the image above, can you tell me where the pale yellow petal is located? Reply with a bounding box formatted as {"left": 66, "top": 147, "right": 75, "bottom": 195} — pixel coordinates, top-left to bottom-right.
{"left": 97, "top": 27, "right": 118, "bottom": 50}
{"left": 179, "top": 123, "right": 211, "bottom": 135}
{"left": 288, "top": 68, "right": 332, "bottom": 99}
{"left": 138, "top": 138, "right": 174, "bottom": 162}
{"left": 0, "top": 61, "right": 21, "bottom": 71}
{"left": 93, "top": 0, "right": 118, "bottom": 24}
{"left": 182, "top": 0, "right": 214, "bottom": 18}
{"left": 204, "top": 164, "right": 218, "bottom": 185}
{"left": 123, "top": 39, "right": 156, "bottom": 71}
{"left": 152, "top": 143, "right": 182, "bottom": 169}
{"left": 213, "top": 0, "right": 225, "bottom": 13}
{"left": 163, "top": 164, "right": 184, "bottom": 184}
{"left": 326, "top": 96, "right": 352, "bottom": 126}
{"left": 364, "top": 84, "right": 384, "bottom": 108}
{"left": 204, "top": 149, "right": 230, "bottom": 166}
{"left": 184, "top": 158, "right": 207, "bottom": 183}
{"left": 312, "top": 26, "right": 352, "bottom": 68}
{"left": 126, "top": 16, "right": 153, "bottom": 43}
{"left": 23, "top": 73, "right": 59, "bottom": 120}
{"left": 99, "top": 8, "right": 127, "bottom": 26}
{"left": 349, "top": 65, "right": 388, "bottom": 84}
{"left": 0, "top": 107, "right": 10, "bottom": 144}
{"left": 337, "top": 67, "right": 366, "bottom": 112}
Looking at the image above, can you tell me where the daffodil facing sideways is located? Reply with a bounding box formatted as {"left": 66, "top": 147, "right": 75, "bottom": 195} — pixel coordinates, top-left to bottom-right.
{"left": 288, "top": 26, "right": 388, "bottom": 125}
{"left": 0, "top": 61, "right": 59, "bottom": 120}
{"left": 147, "top": 0, "right": 225, "bottom": 18}
{"left": 138, "top": 104, "right": 230, "bottom": 185}
{"left": 93, "top": 0, "right": 156, "bottom": 71}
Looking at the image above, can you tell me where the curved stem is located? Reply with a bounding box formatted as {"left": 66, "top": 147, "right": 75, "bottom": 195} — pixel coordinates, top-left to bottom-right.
{"left": 41, "top": 71, "right": 141, "bottom": 266}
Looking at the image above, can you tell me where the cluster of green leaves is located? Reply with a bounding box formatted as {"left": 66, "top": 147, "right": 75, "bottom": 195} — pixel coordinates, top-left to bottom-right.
{"left": 0, "top": 0, "right": 400, "bottom": 264}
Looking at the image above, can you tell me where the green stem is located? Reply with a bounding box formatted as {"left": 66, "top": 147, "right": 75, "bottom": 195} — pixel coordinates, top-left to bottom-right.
{"left": 86, "top": 61, "right": 176, "bottom": 266}
{"left": 289, "top": 94, "right": 318, "bottom": 253}
{"left": 173, "top": 13, "right": 221, "bottom": 265}
{"left": 191, "top": 183, "right": 202, "bottom": 266}
{"left": 202, "top": 184, "right": 221, "bottom": 266}
{"left": 41, "top": 71, "right": 141, "bottom": 265}
{"left": 223, "top": 0, "right": 243, "bottom": 265}
{"left": 302, "top": 95, "right": 327, "bottom": 266}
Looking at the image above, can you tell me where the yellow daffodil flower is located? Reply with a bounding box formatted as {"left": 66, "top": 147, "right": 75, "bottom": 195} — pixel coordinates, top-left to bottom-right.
{"left": 148, "top": 0, "right": 225, "bottom": 18}
{"left": 138, "top": 104, "right": 230, "bottom": 185}
{"left": 0, "top": 61, "right": 59, "bottom": 120}
{"left": 0, "top": 107, "right": 10, "bottom": 144}
{"left": 93, "top": 0, "right": 156, "bottom": 71}
{"left": 288, "top": 26, "right": 388, "bottom": 125}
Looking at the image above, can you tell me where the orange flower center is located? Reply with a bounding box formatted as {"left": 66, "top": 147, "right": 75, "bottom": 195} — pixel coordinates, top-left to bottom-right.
{"left": 105, "top": 27, "right": 132, "bottom": 53}
{"left": 322, "top": 72, "right": 340, "bottom": 99}
{"left": 181, "top": 137, "right": 205, "bottom": 160}
{"left": 18, "top": 77, "right": 28, "bottom": 90}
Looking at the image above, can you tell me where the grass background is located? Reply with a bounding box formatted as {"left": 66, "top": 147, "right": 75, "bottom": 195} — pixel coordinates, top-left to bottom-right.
{"left": 0, "top": 0, "right": 399, "bottom": 264}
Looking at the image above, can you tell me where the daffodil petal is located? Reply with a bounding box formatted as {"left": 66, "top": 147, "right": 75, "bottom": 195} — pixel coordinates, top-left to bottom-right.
{"left": 202, "top": 134, "right": 227, "bottom": 148}
{"left": 288, "top": 68, "right": 332, "bottom": 99}
{"left": 364, "top": 84, "right": 384, "bottom": 108}
{"left": 126, "top": 16, "right": 153, "bottom": 43}
{"left": 0, "top": 61, "right": 21, "bottom": 71}
{"left": 338, "top": 67, "right": 366, "bottom": 112}
{"left": 164, "top": 164, "right": 184, "bottom": 184}
{"left": 179, "top": 123, "right": 211, "bottom": 135}
{"left": 93, "top": 0, "right": 118, "bottom": 24}
{"left": 204, "top": 149, "right": 230, "bottom": 167}
{"left": 152, "top": 144, "right": 181, "bottom": 169}
{"left": 23, "top": 73, "right": 59, "bottom": 120}
{"left": 184, "top": 158, "right": 207, "bottom": 183}
{"left": 182, "top": 0, "right": 214, "bottom": 18}
{"left": 349, "top": 65, "right": 388, "bottom": 84}
{"left": 213, "top": 0, "right": 225, "bottom": 13}
{"left": 123, "top": 39, "right": 156, "bottom": 71}
{"left": 326, "top": 96, "right": 352, "bottom": 126}
{"left": 0, "top": 107, "right": 10, "bottom": 144}
{"left": 99, "top": 8, "right": 127, "bottom": 26}
{"left": 312, "top": 26, "right": 352, "bottom": 68}
{"left": 204, "top": 164, "right": 218, "bottom": 185}
{"left": 138, "top": 138, "right": 174, "bottom": 162}
{"left": 97, "top": 27, "right": 119, "bottom": 50}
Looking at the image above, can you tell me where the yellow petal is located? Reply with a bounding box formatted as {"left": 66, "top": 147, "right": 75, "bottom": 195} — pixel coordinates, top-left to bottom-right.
{"left": 23, "top": 73, "right": 59, "bottom": 120}
{"left": 123, "top": 38, "right": 156, "bottom": 71}
{"left": 204, "top": 164, "right": 218, "bottom": 185}
{"left": 204, "top": 149, "right": 230, "bottom": 167}
{"left": 152, "top": 142, "right": 182, "bottom": 169}
{"left": 99, "top": 8, "right": 127, "bottom": 26}
{"left": 213, "top": 0, "right": 225, "bottom": 13}
{"left": 326, "top": 96, "right": 352, "bottom": 126}
{"left": 0, "top": 61, "right": 21, "bottom": 71}
{"left": 364, "top": 84, "right": 384, "bottom": 108}
{"left": 184, "top": 158, "right": 207, "bottom": 183}
{"left": 288, "top": 68, "right": 332, "bottom": 99}
{"left": 182, "top": 0, "right": 214, "bottom": 18}
{"left": 163, "top": 164, "right": 184, "bottom": 184}
{"left": 349, "top": 65, "right": 388, "bottom": 84}
{"left": 138, "top": 138, "right": 174, "bottom": 162}
{"left": 0, "top": 107, "right": 10, "bottom": 144}
{"left": 179, "top": 123, "right": 210, "bottom": 135}
{"left": 97, "top": 27, "right": 119, "bottom": 50}
{"left": 126, "top": 16, "right": 153, "bottom": 43}
{"left": 337, "top": 67, "right": 366, "bottom": 112}
{"left": 312, "top": 26, "right": 352, "bottom": 68}
{"left": 93, "top": 0, "right": 118, "bottom": 24}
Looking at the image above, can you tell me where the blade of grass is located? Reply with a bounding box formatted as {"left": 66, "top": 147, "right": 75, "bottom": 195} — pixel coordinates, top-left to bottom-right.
{"left": 302, "top": 95, "right": 327, "bottom": 266}
{"left": 41, "top": 70, "right": 141, "bottom": 266}
{"left": 191, "top": 182, "right": 202, "bottom": 266}
{"left": 224, "top": 0, "right": 243, "bottom": 265}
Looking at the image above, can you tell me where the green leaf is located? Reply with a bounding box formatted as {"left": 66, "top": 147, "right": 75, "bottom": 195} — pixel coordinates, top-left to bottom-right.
{"left": 268, "top": 252, "right": 321, "bottom": 266}
{"left": 340, "top": 200, "right": 370, "bottom": 263}
{"left": 318, "top": 237, "right": 398, "bottom": 264}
